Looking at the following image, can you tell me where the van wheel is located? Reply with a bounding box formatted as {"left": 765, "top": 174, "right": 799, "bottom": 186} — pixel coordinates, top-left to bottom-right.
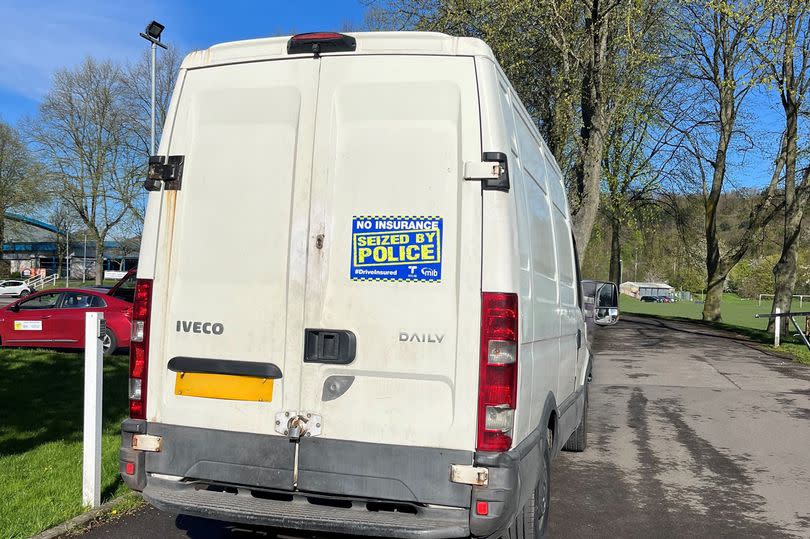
{"left": 521, "top": 427, "right": 552, "bottom": 538}
{"left": 563, "top": 381, "right": 588, "bottom": 452}
{"left": 101, "top": 329, "right": 117, "bottom": 355}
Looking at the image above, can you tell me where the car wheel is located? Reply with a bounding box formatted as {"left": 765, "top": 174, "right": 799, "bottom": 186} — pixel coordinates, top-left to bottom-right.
{"left": 101, "top": 329, "right": 118, "bottom": 355}
{"left": 18, "top": 290, "right": 30, "bottom": 297}
{"left": 563, "top": 381, "right": 589, "bottom": 452}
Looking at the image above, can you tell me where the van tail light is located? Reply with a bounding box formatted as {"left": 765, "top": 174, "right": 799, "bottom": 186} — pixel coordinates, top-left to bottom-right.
{"left": 477, "top": 292, "right": 518, "bottom": 452}
{"left": 129, "top": 279, "right": 153, "bottom": 420}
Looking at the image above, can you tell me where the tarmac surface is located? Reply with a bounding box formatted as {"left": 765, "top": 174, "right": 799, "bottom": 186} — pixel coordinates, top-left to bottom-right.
{"left": 75, "top": 315, "right": 810, "bottom": 538}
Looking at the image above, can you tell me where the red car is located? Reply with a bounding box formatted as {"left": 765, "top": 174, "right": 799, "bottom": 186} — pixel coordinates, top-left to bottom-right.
{"left": 0, "top": 269, "right": 136, "bottom": 355}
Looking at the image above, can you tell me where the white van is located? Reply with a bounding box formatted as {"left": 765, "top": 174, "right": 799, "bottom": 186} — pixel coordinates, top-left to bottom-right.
{"left": 120, "top": 31, "right": 591, "bottom": 539}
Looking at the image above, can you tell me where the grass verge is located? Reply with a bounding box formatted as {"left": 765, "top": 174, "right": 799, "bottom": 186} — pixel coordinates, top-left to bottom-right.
{"left": 0, "top": 347, "right": 130, "bottom": 538}
{"left": 621, "top": 294, "right": 810, "bottom": 365}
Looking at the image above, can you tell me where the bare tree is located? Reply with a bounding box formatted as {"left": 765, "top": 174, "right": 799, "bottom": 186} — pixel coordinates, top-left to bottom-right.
{"left": 602, "top": 82, "right": 683, "bottom": 287}
{"left": 674, "top": 0, "right": 780, "bottom": 321}
{"left": 756, "top": 0, "right": 810, "bottom": 332}
{"left": 120, "top": 46, "right": 183, "bottom": 222}
{"left": 29, "top": 58, "right": 142, "bottom": 285}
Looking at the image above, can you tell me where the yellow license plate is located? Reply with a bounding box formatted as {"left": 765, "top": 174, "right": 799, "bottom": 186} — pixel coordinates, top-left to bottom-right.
{"left": 174, "top": 372, "right": 274, "bottom": 402}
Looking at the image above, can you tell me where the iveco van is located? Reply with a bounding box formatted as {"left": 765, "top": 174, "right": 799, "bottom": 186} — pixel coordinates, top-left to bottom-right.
{"left": 120, "top": 31, "right": 591, "bottom": 538}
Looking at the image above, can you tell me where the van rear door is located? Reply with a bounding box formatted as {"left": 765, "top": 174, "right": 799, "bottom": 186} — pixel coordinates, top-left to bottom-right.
{"left": 293, "top": 54, "right": 483, "bottom": 506}
{"left": 297, "top": 55, "right": 482, "bottom": 451}
{"left": 149, "top": 59, "right": 319, "bottom": 440}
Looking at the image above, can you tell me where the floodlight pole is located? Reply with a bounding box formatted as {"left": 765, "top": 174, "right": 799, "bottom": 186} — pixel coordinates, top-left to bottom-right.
{"left": 151, "top": 41, "right": 156, "bottom": 154}
{"left": 139, "top": 24, "right": 167, "bottom": 156}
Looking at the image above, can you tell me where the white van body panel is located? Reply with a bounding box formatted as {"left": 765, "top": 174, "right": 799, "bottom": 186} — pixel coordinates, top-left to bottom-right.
{"left": 298, "top": 54, "right": 483, "bottom": 449}
{"left": 142, "top": 47, "right": 484, "bottom": 449}
{"left": 128, "top": 32, "right": 589, "bottom": 538}
{"left": 145, "top": 59, "right": 321, "bottom": 431}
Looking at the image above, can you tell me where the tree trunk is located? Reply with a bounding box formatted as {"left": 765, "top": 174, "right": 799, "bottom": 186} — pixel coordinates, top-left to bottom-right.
{"left": 573, "top": 125, "right": 607, "bottom": 259}
{"left": 768, "top": 27, "right": 801, "bottom": 334}
{"left": 94, "top": 237, "right": 104, "bottom": 285}
{"left": 571, "top": 0, "right": 610, "bottom": 259}
{"left": 703, "top": 267, "right": 726, "bottom": 322}
{"left": 608, "top": 217, "right": 621, "bottom": 286}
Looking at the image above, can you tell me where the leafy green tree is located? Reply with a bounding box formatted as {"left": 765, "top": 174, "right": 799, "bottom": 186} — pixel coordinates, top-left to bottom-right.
{"left": 365, "top": 0, "right": 670, "bottom": 258}
{"left": 0, "top": 121, "right": 48, "bottom": 275}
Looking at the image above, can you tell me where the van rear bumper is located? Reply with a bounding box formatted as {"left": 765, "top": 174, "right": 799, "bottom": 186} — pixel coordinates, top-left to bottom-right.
{"left": 143, "top": 475, "right": 470, "bottom": 539}
{"left": 121, "top": 420, "right": 540, "bottom": 538}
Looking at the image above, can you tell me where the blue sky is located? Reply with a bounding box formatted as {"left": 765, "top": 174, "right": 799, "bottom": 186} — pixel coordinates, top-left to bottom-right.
{"left": 0, "top": 0, "right": 366, "bottom": 123}
{"left": 0, "top": 0, "right": 790, "bottom": 189}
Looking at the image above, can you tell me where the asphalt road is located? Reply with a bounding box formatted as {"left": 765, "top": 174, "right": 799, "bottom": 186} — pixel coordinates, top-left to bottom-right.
{"left": 75, "top": 315, "right": 810, "bottom": 538}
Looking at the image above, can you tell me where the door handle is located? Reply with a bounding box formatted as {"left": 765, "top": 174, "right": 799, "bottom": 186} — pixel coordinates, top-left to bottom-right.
{"left": 304, "top": 329, "right": 356, "bottom": 364}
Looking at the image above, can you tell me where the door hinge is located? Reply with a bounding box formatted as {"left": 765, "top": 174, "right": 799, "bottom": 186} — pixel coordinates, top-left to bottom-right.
{"left": 464, "top": 152, "right": 510, "bottom": 192}
{"left": 132, "top": 434, "right": 162, "bottom": 452}
{"left": 145, "top": 155, "right": 184, "bottom": 191}
{"left": 450, "top": 464, "right": 489, "bottom": 486}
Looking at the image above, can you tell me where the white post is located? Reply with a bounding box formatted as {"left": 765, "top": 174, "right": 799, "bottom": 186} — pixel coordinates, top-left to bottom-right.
{"left": 83, "top": 312, "right": 104, "bottom": 507}
{"left": 774, "top": 307, "right": 781, "bottom": 348}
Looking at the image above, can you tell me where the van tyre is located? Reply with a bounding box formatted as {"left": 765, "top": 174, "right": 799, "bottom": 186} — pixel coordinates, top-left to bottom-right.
{"left": 514, "top": 427, "right": 551, "bottom": 539}
{"left": 563, "top": 382, "right": 588, "bottom": 452}
{"left": 101, "top": 329, "right": 117, "bottom": 355}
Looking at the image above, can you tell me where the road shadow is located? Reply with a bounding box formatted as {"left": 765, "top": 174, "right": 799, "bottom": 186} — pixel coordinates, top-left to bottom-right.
{"left": 175, "top": 514, "right": 361, "bottom": 539}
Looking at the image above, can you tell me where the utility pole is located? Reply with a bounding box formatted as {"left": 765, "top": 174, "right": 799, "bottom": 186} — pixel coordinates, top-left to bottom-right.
{"left": 83, "top": 233, "right": 87, "bottom": 283}
{"left": 66, "top": 228, "right": 70, "bottom": 288}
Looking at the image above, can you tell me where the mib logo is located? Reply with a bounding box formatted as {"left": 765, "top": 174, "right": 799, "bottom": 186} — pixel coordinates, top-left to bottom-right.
{"left": 399, "top": 332, "right": 445, "bottom": 343}
{"left": 176, "top": 320, "right": 224, "bottom": 335}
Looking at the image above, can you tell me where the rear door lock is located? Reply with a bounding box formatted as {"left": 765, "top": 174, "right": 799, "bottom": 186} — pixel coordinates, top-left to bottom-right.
{"left": 275, "top": 411, "right": 322, "bottom": 441}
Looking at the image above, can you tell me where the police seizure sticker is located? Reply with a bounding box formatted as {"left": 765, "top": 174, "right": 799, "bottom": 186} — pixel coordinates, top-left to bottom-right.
{"left": 351, "top": 216, "right": 443, "bottom": 283}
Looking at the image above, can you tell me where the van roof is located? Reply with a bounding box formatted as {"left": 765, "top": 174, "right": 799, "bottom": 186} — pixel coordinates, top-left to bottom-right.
{"left": 181, "top": 31, "right": 496, "bottom": 70}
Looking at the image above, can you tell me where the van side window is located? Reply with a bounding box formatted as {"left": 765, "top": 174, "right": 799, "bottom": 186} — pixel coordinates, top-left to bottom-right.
{"left": 572, "top": 234, "right": 583, "bottom": 310}
{"left": 553, "top": 209, "right": 576, "bottom": 307}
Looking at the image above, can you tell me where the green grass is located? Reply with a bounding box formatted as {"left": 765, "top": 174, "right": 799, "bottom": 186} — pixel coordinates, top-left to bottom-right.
{"left": 621, "top": 294, "right": 810, "bottom": 365}
{"left": 0, "top": 348, "right": 130, "bottom": 538}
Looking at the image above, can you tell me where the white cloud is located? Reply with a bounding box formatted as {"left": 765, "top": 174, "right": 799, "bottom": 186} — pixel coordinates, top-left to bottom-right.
{"left": 0, "top": 0, "right": 169, "bottom": 98}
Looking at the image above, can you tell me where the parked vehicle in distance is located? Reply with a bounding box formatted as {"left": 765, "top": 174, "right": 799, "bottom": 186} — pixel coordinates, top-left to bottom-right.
{"left": 658, "top": 296, "right": 671, "bottom": 303}
{"left": 0, "top": 280, "right": 32, "bottom": 297}
{"left": 640, "top": 295, "right": 660, "bottom": 303}
{"left": 121, "top": 31, "right": 592, "bottom": 539}
{"left": 0, "top": 269, "right": 136, "bottom": 355}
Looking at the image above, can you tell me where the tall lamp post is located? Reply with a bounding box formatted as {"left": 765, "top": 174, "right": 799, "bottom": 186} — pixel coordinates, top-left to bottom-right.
{"left": 139, "top": 21, "right": 167, "bottom": 155}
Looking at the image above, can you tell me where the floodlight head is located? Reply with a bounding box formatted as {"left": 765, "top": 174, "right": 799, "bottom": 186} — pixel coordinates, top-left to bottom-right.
{"left": 145, "top": 20, "right": 164, "bottom": 40}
